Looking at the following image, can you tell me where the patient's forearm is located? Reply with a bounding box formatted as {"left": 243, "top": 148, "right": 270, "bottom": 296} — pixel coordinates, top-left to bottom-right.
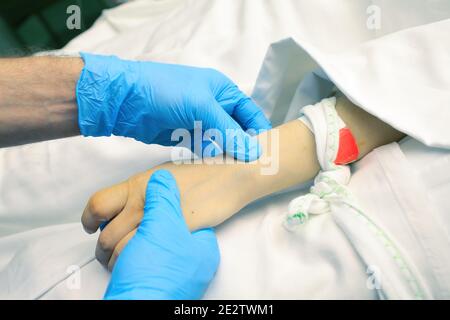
{"left": 0, "top": 56, "right": 83, "bottom": 147}
{"left": 244, "top": 95, "right": 406, "bottom": 202}
{"left": 128, "top": 96, "right": 405, "bottom": 230}
{"left": 85, "top": 95, "right": 405, "bottom": 268}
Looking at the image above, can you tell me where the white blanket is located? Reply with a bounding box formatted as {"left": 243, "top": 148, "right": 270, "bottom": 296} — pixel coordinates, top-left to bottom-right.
{"left": 63, "top": 0, "right": 450, "bottom": 147}
{"left": 1, "top": 0, "right": 449, "bottom": 299}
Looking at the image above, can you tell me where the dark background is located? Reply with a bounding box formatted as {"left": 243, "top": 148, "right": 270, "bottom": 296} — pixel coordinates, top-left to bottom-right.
{"left": 0, "top": 0, "right": 121, "bottom": 56}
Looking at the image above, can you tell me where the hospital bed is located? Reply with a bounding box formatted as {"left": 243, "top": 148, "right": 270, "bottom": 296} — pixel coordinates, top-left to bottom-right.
{"left": 1, "top": 0, "right": 449, "bottom": 299}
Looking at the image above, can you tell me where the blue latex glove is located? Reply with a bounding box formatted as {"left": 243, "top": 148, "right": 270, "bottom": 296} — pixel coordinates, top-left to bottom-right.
{"left": 76, "top": 53, "right": 271, "bottom": 162}
{"left": 104, "top": 169, "right": 220, "bottom": 300}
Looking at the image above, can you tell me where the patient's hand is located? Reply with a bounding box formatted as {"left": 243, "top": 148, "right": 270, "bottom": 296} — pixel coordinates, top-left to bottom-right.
{"left": 82, "top": 95, "right": 405, "bottom": 270}
{"left": 82, "top": 152, "right": 258, "bottom": 270}
{"left": 83, "top": 118, "right": 317, "bottom": 270}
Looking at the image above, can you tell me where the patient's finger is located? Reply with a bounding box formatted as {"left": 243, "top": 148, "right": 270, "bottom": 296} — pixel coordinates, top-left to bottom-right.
{"left": 81, "top": 182, "right": 129, "bottom": 234}
{"left": 108, "top": 228, "right": 137, "bottom": 271}
{"left": 95, "top": 205, "right": 142, "bottom": 266}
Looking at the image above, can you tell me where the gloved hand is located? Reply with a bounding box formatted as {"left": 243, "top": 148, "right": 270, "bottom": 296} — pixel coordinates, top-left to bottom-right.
{"left": 76, "top": 53, "right": 271, "bottom": 161}
{"left": 104, "top": 169, "right": 220, "bottom": 300}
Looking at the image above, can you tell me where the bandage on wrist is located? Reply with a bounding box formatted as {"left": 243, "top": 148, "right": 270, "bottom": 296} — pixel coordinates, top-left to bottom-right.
{"left": 299, "top": 97, "right": 359, "bottom": 170}
{"left": 335, "top": 127, "right": 359, "bottom": 165}
{"left": 284, "top": 96, "right": 359, "bottom": 230}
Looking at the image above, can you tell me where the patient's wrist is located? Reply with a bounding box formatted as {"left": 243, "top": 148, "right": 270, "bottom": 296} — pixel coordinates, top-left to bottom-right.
{"left": 334, "top": 95, "right": 405, "bottom": 158}
{"left": 244, "top": 120, "right": 320, "bottom": 202}
{"left": 129, "top": 119, "right": 321, "bottom": 231}
{"left": 203, "top": 95, "right": 406, "bottom": 224}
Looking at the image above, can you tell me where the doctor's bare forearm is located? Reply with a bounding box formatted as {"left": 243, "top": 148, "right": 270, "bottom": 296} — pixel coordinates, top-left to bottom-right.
{"left": 0, "top": 56, "right": 84, "bottom": 148}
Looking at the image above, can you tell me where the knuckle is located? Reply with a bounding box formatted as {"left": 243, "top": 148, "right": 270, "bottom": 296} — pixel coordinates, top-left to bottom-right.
{"left": 87, "top": 193, "right": 106, "bottom": 220}
{"left": 205, "top": 67, "right": 220, "bottom": 75}
{"left": 206, "top": 67, "right": 227, "bottom": 82}
{"left": 97, "top": 231, "right": 113, "bottom": 252}
{"left": 95, "top": 251, "right": 108, "bottom": 267}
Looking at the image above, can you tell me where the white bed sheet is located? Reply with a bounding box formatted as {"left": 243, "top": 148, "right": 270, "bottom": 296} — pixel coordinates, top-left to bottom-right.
{"left": 1, "top": 137, "right": 448, "bottom": 299}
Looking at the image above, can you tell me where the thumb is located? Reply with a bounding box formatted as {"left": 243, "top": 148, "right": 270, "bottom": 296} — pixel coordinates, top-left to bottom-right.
{"left": 201, "top": 102, "right": 262, "bottom": 162}
{"left": 192, "top": 228, "right": 219, "bottom": 252}
{"left": 191, "top": 228, "right": 220, "bottom": 274}
{"left": 137, "top": 169, "right": 188, "bottom": 237}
